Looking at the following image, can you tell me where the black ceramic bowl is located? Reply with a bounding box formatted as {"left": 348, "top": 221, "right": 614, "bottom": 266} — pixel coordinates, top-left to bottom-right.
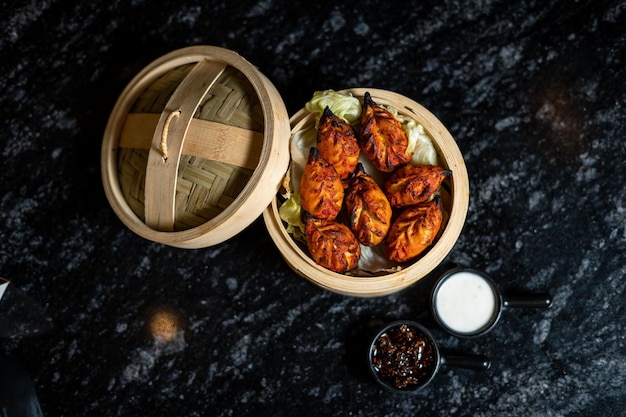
{"left": 367, "top": 320, "right": 441, "bottom": 394}
{"left": 431, "top": 267, "right": 553, "bottom": 338}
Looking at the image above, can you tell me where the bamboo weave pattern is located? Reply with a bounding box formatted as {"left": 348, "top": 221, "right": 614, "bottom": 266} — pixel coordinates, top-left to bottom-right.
{"left": 117, "top": 64, "right": 263, "bottom": 230}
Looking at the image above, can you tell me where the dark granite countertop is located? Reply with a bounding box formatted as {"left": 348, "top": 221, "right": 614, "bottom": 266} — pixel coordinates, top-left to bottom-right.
{"left": 2, "top": 0, "right": 625, "bottom": 416}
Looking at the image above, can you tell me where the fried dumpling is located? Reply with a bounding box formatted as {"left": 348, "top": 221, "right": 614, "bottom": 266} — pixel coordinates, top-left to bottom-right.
{"left": 345, "top": 163, "right": 393, "bottom": 246}
{"left": 359, "top": 92, "right": 413, "bottom": 172}
{"left": 385, "top": 197, "right": 443, "bottom": 263}
{"left": 304, "top": 215, "right": 361, "bottom": 273}
{"left": 300, "top": 147, "right": 344, "bottom": 220}
{"left": 317, "top": 106, "right": 360, "bottom": 180}
{"left": 384, "top": 164, "right": 452, "bottom": 209}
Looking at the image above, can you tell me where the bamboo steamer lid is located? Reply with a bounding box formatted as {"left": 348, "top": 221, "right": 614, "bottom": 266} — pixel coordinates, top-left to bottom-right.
{"left": 263, "top": 88, "right": 469, "bottom": 297}
{"left": 101, "top": 46, "right": 291, "bottom": 248}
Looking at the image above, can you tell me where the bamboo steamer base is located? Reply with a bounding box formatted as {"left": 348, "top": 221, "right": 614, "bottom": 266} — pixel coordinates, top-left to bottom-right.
{"left": 263, "top": 88, "right": 469, "bottom": 297}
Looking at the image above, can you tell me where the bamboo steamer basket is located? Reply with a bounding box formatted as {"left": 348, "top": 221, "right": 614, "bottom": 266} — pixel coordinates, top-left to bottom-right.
{"left": 101, "top": 46, "right": 468, "bottom": 297}
{"left": 101, "top": 46, "right": 291, "bottom": 248}
{"left": 262, "top": 88, "right": 469, "bottom": 297}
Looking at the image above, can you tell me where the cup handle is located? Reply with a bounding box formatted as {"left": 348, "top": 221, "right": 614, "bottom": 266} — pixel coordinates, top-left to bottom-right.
{"left": 441, "top": 354, "right": 491, "bottom": 371}
{"left": 503, "top": 293, "right": 552, "bottom": 309}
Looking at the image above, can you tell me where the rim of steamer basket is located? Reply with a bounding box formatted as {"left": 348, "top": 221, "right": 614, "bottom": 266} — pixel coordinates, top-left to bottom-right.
{"left": 262, "top": 88, "right": 469, "bottom": 297}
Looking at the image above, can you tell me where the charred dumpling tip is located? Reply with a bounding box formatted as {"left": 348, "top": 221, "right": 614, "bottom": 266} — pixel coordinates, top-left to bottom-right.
{"left": 321, "top": 105, "right": 334, "bottom": 118}
{"left": 300, "top": 147, "right": 344, "bottom": 220}
{"left": 308, "top": 146, "right": 321, "bottom": 161}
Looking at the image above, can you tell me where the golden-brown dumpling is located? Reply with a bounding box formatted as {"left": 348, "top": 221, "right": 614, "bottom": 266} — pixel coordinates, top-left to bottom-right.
{"left": 385, "top": 197, "right": 443, "bottom": 263}
{"left": 384, "top": 164, "right": 452, "bottom": 209}
{"left": 345, "top": 163, "right": 392, "bottom": 246}
{"left": 304, "top": 215, "right": 361, "bottom": 273}
{"left": 317, "top": 106, "right": 360, "bottom": 180}
{"left": 359, "top": 92, "right": 413, "bottom": 172}
{"left": 300, "top": 147, "right": 344, "bottom": 220}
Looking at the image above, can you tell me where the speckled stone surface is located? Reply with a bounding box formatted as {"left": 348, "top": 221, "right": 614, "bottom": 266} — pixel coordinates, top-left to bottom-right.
{"left": 1, "top": 0, "right": 625, "bottom": 416}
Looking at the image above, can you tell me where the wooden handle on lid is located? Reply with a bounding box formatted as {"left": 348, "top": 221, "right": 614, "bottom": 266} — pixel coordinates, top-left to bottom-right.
{"left": 160, "top": 109, "right": 181, "bottom": 160}
{"left": 144, "top": 59, "right": 227, "bottom": 231}
{"left": 119, "top": 114, "right": 264, "bottom": 169}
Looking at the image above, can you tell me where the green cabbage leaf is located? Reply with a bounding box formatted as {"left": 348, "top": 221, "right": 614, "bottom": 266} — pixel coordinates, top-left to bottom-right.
{"left": 383, "top": 105, "right": 438, "bottom": 166}
{"left": 304, "top": 90, "right": 362, "bottom": 126}
{"left": 278, "top": 192, "right": 305, "bottom": 240}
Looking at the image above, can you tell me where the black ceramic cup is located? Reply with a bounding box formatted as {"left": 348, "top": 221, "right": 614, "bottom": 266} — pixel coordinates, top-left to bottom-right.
{"left": 431, "top": 267, "right": 552, "bottom": 338}
{"left": 367, "top": 320, "right": 490, "bottom": 394}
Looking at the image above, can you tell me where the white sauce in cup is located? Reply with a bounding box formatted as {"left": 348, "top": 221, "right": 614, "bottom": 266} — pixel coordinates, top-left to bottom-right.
{"left": 434, "top": 271, "right": 498, "bottom": 335}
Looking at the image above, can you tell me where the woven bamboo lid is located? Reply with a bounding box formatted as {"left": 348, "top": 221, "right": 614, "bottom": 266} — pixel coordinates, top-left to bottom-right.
{"left": 101, "top": 46, "right": 291, "bottom": 248}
